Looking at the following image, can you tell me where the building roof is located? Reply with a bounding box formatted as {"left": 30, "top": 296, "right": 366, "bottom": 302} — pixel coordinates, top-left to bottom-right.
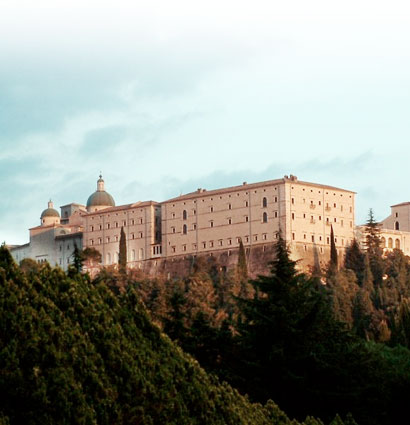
{"left": 40, "top": 207, "right": 60, "bottom": 218}
{"left": 391, "top": 202, "right": 410, "bottom": 208}
{"left": 86, "top": 191, "right": 115, "bottom": 208}
{"left": 164, "top": 177, "right": 356, "bottom": 203}
{"left": 84, "top": 201, "right": 160, "bottom": 217}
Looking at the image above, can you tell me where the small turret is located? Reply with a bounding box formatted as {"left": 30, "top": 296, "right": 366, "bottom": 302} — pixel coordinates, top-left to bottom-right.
{"left": 40, "top": 200, "right": 60, "bottom": 226}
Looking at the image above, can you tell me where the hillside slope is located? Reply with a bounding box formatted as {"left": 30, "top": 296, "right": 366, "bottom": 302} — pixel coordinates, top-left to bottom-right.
{"left": 0, "top": 247, "right": 350, "bottom": 425}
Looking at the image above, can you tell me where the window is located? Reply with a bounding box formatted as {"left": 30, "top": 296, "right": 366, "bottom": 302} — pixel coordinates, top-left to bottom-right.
{"left": 210, "top": 221, "right": 214, "bottom": 228}
{"left": 172, "top": 246, "right": 176, "bottom": 253}
{"left": 228, "top": 218, "right": 232, "bottom": 225}
{"left": 183, "top": 224, "right": 187, "bottom": 234}
{"left": 245, "top": 216, "right": 249, "bottom": 222}
{"left": 381, "top": 237, "right": 386, "bottom": 247}
{"left": 395, "top": 239, "right": 400, "bottom": 249}
{"left": 274, "top": 196, "right": 278, "bottom": 202}
{"left": 228, "top": 238, "right": 232, "bottom": 245}
{"left": 210, "top": 241, "right": 214, "bottom": 248}
{"left": 263, "top": 234, "right": 267, "bottom": 240}
{"left": 274, "top": 211, "right": 278, "bottom": 218}
{"left": 183, "top": 210, "right": 187, "bottom": 220}
{"left": 292, "top": 213, "right": 295, "bottom": 220}
{"left": 139, "top": 232, "right": 143, "bottom": 238}
{"left": 245, "top": 201, "right": 249, "bottom": 207}
{"left": 107, "top": 223, "right": 110, "bottom": 229}
{"left": 90, "top": 225, "right": 94, "bottom": 232}
{"left": 263, "top": 212, "right": 268, "bottom": 223}
{"left": 106, "top": 236, "right": 110, "bottom": 243}
{"left": 312, "top": 235, "right": 315, "bottom": 242}
{"left": 183, "top": 245, "right": 187, "bottom": 252}
{"left": 395, "top": 221, "right": 400, "bottom": 230}
{"left": 107, "top": 253, "right": 111, "bottom": 264}
{"left": 172, "top": 213, "right": 176, "bottom": 219}
{"left": 115, "top": 222, "right": 119, "bottom": 228}
{"left": 132, "top": 250, "right": 136, "bottom": 261}
{"left": 210, "top": 206, "right": 214, "bottom": 212}
{"left": 228, "top": 203, "right": 232, "bottom": 210}
{"left": 219, "top": 239, "right": 223, "bottom": 246}
{"left": 292, "top": 232, "right": 295, "bottom": 240}
{"left": 172, "top": 227, "right": 176, "bottom": 234}
{"left": 262, "top": 197, "right": 267, "bottom": 208}
{"left": 291, "top": 198, "right": 295, "bottom": 205}
{"left": 202, "top": 242, "right": 206, "bottom": 248}
{"left": 254, "top": 235, "right": 258, "bottom": 241}
{"left": 193, "top": 224, "right": 197, "bottom": 230}
{"left": 388, "top": 238, "right": 393, "bottom": 248}
{"left": 395, "top": 212, "right": 399, "bottom": 218}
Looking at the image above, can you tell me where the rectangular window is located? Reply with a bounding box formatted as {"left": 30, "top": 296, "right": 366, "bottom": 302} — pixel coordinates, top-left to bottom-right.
{"left": 274, "top": 196, "right": 278, "bottom": 202}
{"left": 219, "top": 240, "right": 223, "bottom": 246}
{"left": 172, "top": 227, "right": 176, "bottom": 233}
{"left": 210, "top": 206, "right": 214, "bottom": 212}
{"left": 254, "top": 235, "right": 258, "bottom": 241}
{"left": 292, "top": 232, "right": 295, "bottom": 240}
{"left": 228, "top": 238, "right": 232, "bottom": 245}
{"left": 172, "top": 246, "right": 176, "bottom": 253}
{"left": 245, "top": 216, "right": 249, "bottom": 222}
{"left": 202, "top": 242, "right": 206, "bottom": 249}
{"left": 210, "top": 221, "right": 214, "bottom": 228}
{"left": 245, "top": 201, "right": 249, "bottom": 207}
{"left": 292, "top": 198, "right": 295, "bottom": 204}
{"left": 183, "top": 245, "right": 187, "bottom": 252}
{"left": 228, "top": 203, "right": 232, "bottom": 210}
{"left": 228, "top": 218, "right": 232, "bottom": 225}
{"left": 292, "top": 213, "right": 295, "bottom": 220}
{"left": 210, "top": 241, "right": 214, "bottom": 248}
{"left": 311, "top": 235, "right": 315, "bottom": 242}
{"left": 263, "top": 234, "right": 267, "bottom": 240}
{"left": 274, "top": 211, "right": 278, "bottom": 218}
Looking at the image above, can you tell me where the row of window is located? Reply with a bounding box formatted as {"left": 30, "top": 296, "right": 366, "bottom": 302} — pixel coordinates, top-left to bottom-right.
{"left": 291, "top": 213, "right": 353, "bottom": 227}
{"left": 170, "top": 233, "right": 276, "bottom": 253}
{"left": 291, "top": 232, "right": 348, "bottom": 246}
{"left": 89, "top": 232, "right": 144, "bottom": 245}
{"left": 171, "top": 212, "right": 273, "bottom": 234}
{"left": 105, "top": 248, "right": 145, "bottom": 264}
{"left": 89, "top": 218, "right": 144, "bottom": 232}
{"left": 381, "top": 237, "right": 401, "bottom": 249}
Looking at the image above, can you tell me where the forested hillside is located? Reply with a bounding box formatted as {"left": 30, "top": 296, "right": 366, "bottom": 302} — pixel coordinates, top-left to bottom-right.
{"left": 0, "top": 245, "right": 351, "bottom": 425}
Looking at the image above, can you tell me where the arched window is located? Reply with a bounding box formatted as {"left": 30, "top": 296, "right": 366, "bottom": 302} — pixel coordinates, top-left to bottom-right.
{"left": 388, "top": 238, "right": 393, "bottom": 248}
{"left": 395, "top": 221, "right": 400, "bottom": 230}
{"left": 183, "top": 224, "right": 187, "bottom": 234}
{"left": 183, "top": 210, "right": 187, "bottom": 220}
{"left": 139, "top": 248, "right": 144, "bottom": 260}
{"left": 262, "top": 197, "right": 267, "bottom": 208}
{"left": 263, "top": 212, "right": 268, "bottom": 223}
{"left": 132, "top": 249, "right": 136, "bottom": 261}
{"left": 395, "top": 239, "right": 400, "bottom": 249}
{"left": 381, "top": 237, "right": 386, "bottom": 248}
{"left": 107, "top": 253, "right": 111, "bottom": 264}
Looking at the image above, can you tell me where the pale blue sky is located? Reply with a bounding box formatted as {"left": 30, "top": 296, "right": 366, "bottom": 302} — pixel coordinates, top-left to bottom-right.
{"left": 2, "top": 0, "right": 410, "bottom": 244}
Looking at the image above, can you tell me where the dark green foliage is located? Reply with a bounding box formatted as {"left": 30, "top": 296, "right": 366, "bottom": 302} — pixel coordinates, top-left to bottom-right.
{"left": 119, "top": 227, "right": 127, "bottom": 274}
{"left": 71, "top": 243, "right": 84, "bottom": 273}
{"left": 329, "top": 225, "right": 338, "bottom": 273}
{"left": 2, "top": 245, "right": 319, "bottom": 425}
{"left": 344, "top": 239, "right": 365, "bottom": 285}
{"left": 364, "top": 209, "right": 384, "bottom": 286}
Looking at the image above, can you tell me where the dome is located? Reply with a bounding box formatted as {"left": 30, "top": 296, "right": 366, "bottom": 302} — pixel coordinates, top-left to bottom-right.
{"left": 86, "top": 175, "right": 115, "bottom": 210}
{"left": 86, "top": 191, "right": 115, "bottom": 208}
{"left": 41, "top": 201, "right": 60, "bottom": 219}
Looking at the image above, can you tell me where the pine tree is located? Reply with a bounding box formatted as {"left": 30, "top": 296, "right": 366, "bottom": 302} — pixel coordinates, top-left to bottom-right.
{"left": 118, "top": 226, "right": 127, "bottom": 274}
{"left": 364, "top": 209, "right": 384, "bottom": 286}
{"left": 344, "top": 239, "right": 365, "bottom": 286}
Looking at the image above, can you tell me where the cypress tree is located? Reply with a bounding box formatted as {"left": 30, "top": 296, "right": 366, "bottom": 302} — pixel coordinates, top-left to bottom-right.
{"left": 119, "top": 226, "right": 127, "bottom": 274}
{"left": 237, "top": 238, "right": 250, "bottom": 298}
{"left": 329, "top": 225, "right": 338, "bottom": 273}
{"left": 71, "top": 243, "right": 84, "bottom": 273}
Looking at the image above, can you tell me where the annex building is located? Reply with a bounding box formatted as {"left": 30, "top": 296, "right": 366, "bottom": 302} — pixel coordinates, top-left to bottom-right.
{"left": 11, "top": 174, "right": 361, "bottom": 275}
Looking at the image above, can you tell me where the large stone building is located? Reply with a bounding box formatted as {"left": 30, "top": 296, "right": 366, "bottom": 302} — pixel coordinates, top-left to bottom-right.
{"left": 11, "top": 174, "right": 358, "bottom": 274}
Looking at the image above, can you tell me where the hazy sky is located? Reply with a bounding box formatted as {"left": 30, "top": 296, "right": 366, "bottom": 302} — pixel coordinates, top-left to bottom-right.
{"left": 2, "top": 0, "right": 410, "bottom": 244}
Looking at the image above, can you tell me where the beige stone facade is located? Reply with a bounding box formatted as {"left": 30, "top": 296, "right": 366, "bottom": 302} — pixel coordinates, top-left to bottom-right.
{"left": 161, "top": 175, "right": 356, "bottom": 269}
{"left": 10, "top": 174, "right": 359, "bottom": 272}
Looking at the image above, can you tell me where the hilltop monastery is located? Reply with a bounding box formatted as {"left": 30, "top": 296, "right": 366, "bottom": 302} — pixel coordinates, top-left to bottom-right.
{"left": 10, "top": 175, "right": 410, "bottom": 275}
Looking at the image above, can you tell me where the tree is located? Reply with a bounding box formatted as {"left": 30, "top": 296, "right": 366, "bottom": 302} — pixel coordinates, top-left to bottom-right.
{"left": 237, "top": 238, "right": 250, "bottom": 298}
{"left": 329, "top": 225, "right": 338, "bottom": 274}
{"left": 71, "top": 243, "right": 84, "bottom": 273}
{"left": 344, "top": 239, "right": 365, "bottom": 286}
{"left": 118, "top": 226, "right": 127, "bottom": 274}
{"left": 364, "top": 209, "right": 384, "bottom": 286}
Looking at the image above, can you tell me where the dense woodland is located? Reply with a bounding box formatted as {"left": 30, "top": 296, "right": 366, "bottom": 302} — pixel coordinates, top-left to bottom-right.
{"left": 2, "top": 210, "right": 410, "bottom": 424}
